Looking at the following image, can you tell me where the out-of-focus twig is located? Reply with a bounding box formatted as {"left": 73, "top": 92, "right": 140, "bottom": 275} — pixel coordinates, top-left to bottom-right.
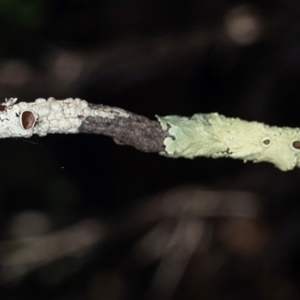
{"left": 129, "top": 185, "right": 263, "bottom": 299}
{"left": 129, "top": 185, "right": 261, "bottom": 228}
{"left": 0, "top": 219, "right": 105, "bottom": 281}
{"left": 145, "top": 218, "right": 206, "bottom": 300}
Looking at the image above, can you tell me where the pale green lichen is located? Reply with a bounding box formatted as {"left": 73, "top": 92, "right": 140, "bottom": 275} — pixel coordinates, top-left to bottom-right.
{"left": 156, "top": 113, "right": 300, "bottom": 171}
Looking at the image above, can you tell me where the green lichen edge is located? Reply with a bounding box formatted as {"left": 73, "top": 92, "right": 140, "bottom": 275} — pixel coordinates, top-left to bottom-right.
{"left": 156, "top": 113, "right": 234, "bottom": 160}
{"left": 156, "top": 113, "right": 300, "bottom": 171}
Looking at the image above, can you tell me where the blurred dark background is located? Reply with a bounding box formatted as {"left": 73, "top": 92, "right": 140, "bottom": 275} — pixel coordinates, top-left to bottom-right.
{"left": 1, "top": 0, "right": 300, "bottom": 299}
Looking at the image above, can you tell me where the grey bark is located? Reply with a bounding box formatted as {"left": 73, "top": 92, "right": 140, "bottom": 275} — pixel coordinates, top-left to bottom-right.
{"left": 79, "top": 104, "right": 169, "bottom": 153}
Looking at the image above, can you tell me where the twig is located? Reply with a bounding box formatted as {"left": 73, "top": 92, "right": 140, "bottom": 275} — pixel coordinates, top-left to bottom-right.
{"left": 0, "top": 219, "right": 104, "bottom": 281}
{"left": 2, "top": 97, "right": 300, "bottom": 170}
{"left": 0, "top": 97, "right": 168, "bottom": 153}
{"left": 157, "top": 113, "right": 300, "bottom": 171}
{"left": 128, "top": 185, "right": 261, "bottom": 228}
{"left": 79, "top": 103, "right": 169, "bottom": 152}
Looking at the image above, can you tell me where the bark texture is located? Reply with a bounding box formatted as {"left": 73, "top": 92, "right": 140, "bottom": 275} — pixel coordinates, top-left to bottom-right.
{"left": 79, "top": 104, "right": 169, "bottom": 153}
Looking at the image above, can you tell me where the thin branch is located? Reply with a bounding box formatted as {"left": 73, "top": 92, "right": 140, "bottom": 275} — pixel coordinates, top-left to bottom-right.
{"left": 2, "top": 97, "right": 300, "bottom": 170}
{"left": 0, "top": 97, "right": 169, "bottom": 153}
{"left": 157, "top": 113, "right": 300, "bottom": 171}
{"left": 0, "top": 219, "right": 104, "bottom": 281}
{"left": 128, "top": 185, "right": 261, "bottom": 228}
{"left": 79, "top": 103, "right": 169, "bottom": 153}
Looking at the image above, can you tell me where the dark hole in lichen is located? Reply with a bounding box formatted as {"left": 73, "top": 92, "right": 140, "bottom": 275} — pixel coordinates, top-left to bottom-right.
{"left": 21, "top": 111, "right": 35, "bottom": 129}
{"left": 263, "top": 139, "right": 270, "bottom": 145}
{"left": 292, "top": 140, "right": 300, "bottom": 149}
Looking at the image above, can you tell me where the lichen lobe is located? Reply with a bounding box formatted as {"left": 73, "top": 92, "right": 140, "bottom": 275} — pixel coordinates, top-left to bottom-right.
{"left": 156, "top": 113, "right": 300, "bottom": 171}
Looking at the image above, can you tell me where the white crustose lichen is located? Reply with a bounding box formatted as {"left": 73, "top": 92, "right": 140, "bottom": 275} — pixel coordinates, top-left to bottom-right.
{"left": 0, "top": 97, "right": 89, "bottom": 138}
{"left": 0, "top": 97, "right": 130, "bottom": 139}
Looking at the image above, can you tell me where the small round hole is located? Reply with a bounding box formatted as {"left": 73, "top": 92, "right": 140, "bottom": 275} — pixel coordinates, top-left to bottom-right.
{"left": 262, "top": 137, "right": 271, "bottom": 147}
{"left": 292, "top": 140, "right": 300, "bottom": 150}
{"left": 21, "top": 111, "right": 36, "bottom": 130}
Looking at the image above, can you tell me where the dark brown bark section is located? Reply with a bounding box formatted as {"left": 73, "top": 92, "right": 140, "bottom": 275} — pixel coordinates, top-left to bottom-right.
{"left": 78, "top": 104, "right": 169, "bottom": 153}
